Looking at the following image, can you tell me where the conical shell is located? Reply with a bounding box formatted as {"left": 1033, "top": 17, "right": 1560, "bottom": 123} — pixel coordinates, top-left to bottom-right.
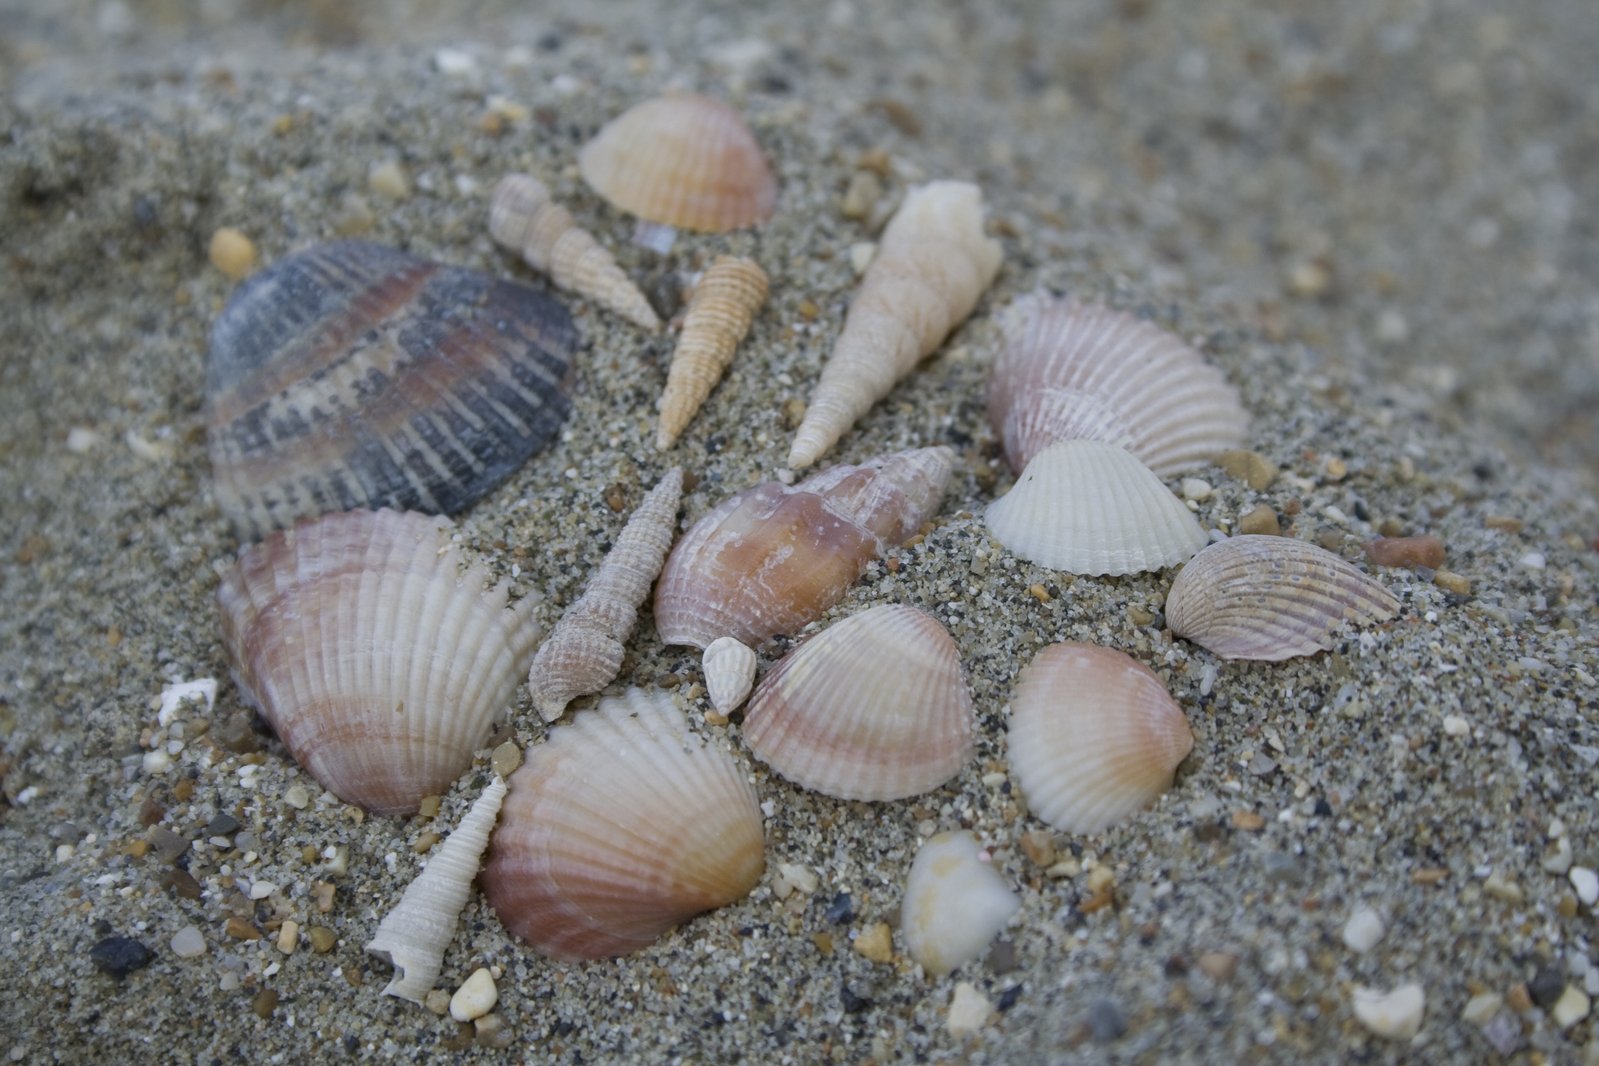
{"left": 526, "top": 468, "right": 684, "bottom": 721}
{"left": 1007, "top": 643, "right": 1193, "bottom": 834}
{"left": 206, "top": 240, "right": 578, "bottom": 541}
{"left": 578, "top": 93, "right": 777, "bottom": 232}
{"left": 657, "top": 257, "right": 769, "bottom": 449}
{"left": 987, "top": 292, "right": 1247, "bottom": 475}
{"left": 488, "top": 174, "right": 662, "bottom": 332}
{"left": 1165, "top": 535, "right": 1399, "bottom": 661}
{"left": 654, "top": 446, "right": 955, "bottom": 650}
{"left": 703, "top": 636, "right": 757, "bottom": 716}
{"left": 742, "top": 605, "right": 974, "bottom": 801}
{"left": 481, "top": 689, "right": 765, "bottom": 960}
{"left": 788, "top": 181, "right": 1002, "bottom": 469}
{"left": 367, "top": 776, "right": 507, "bottom": 1003}
{"left": 985, "top": 440, "right": 1208, "bottom": 575}
{"left": 216, "top": 509, "right": 539, "bottom": 815}
{"left": 901, "top": 831, "right": 1019, "bottom": 977}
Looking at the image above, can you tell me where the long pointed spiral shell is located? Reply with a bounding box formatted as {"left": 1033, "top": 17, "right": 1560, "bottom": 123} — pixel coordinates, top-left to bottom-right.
{"left": 703, "top": 636, "right": 757, "bottom": 716}
{"left": 657, "top": 257, "right": 769, "bottom": 449}
{"left": 526, "top": 467, "right": 684, "bottom": 721}
{"left": 788, "top": 181, "right": 1002, "bottom": 469}
{"left": 489, "top": 174, "right": 662, "bottom": 332}
{"left": 366, "top": 776, "right": 507, "bottom": 1003}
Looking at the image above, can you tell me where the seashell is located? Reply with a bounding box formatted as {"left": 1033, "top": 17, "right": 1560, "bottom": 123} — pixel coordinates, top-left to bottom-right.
{"left": 657, "top": 256, "right": 769, "bottom": 450}
{"left": 206, "top": 240, "right": 577, "bottom": 541}
{"left": 987, "top": 292, "right": 1247, "bottom": 475}
{"left": 984, "top": 439, "right": 1208, "bottom": 575}
{"left": 526, "top": 468, "right": 684, "bottom": 721}
{"left": 217, "top": 508, "right": 539, "bottom": 815}
{"left": 488, "top": 174, "right": 662, "bottom": 332}
{"left": 654, "top": 446, "right": 955, "bottom": 650}
{"left": 367, "top": 776, "right": 507, "bottom": 1003}
{"left": 743, "top": 604, "right": 974, "bottom": 801}
{"left": 481, "top": 689, "right": 764, "bottom": 960}
{"left": 702, "top": 636, "right": 757, "bottom": 717}
{"left": 900, "top": 831, "right": 1019, "bottom": 977}
{"left": 1164, "top": 534, "right": 1399, "bottom": 661}
{"left": 1007, "top": 642, "right": 1193, "bottom": 834}
{"left": 578, "top": 93, "right": 778, "bottom": 233}
{"left": 787, "top": 181, "right": 1002, "bottom": 469}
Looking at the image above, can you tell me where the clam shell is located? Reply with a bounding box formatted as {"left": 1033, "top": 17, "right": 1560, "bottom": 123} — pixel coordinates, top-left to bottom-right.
{"left": 1007, "top": 643, "right": 1193, "bottom": 834}
{"left": 742, "top": 604, "right": 974, "bottom": 801}
{"left": 984, "top": 439, "right": 1208, "bottom": 575}
{"left": 987, "top": 293, "right": 1247, "bottom": 475}
{"left": 1165, "top": 535, "right": 1399, "bottom": 661}
{"left": 578, "top": 93, "right": 777, "bottom": 232}
{"left": 206, "top": 240, "right": 577, "bottom": 541}
{"left": 657, "top": 256, "right": 769, "bottom": 450}
{"left": 481, "top": 689, "right": 765, "bottom": 960}
{"left": 901, "top": 831, "right": 1019, "bottom": 977}
{"left": 703, "top": 636, "right": 757, "bottom": 716}
{"left": 653, "top": 446, "right": 954, "bottom": 650}
{"left": 216, "top": 508, "right": 538, "bottom": 815}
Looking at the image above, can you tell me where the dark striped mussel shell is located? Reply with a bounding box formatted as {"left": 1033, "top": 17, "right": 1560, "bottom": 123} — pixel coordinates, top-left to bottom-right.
{"left": 206, "top": 240, "right": 578, "bottom": 540}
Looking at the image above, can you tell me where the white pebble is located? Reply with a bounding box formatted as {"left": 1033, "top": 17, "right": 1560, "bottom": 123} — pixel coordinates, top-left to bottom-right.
{"left": 1180, "top": 478, "right": 1213, "bottom": 501}
{"left": 141, "top": 750, "right": 172, "bottom": 775}
{"left": 1544, "top": 836, "right": 1575, "bottom": 874}
{"left": 945, "top": 981, "right": 993, "bottom": 1037}
{"left": 158, "top": 678, "right": 218, "bottom": 726}
{"left": 1520, "top": 551, "right": 1547, "bottom": 570}
{"left": 170, "top": 925, "right": 206, "bottom": 959}
{"left": 777, "top": 862, "right": 819, "bottom": 895}
{"left": 1571, "top": 867, "right": 1599, "bottom": 907}
{"left": 65, "top": 427, "right": 101, "bottom": 453}
{"left": 284, "top": 784, "right": 311, "bottom": 810}
{"left": 1341, "top": 907, "right": 1385, "bottom": 954}
{"left": 1441, "top": 715, "right": 1469, "bottom": 737}
{"left": 849, "top": 241, "right": 877, "bottom": 275}
{"left": 248, "top": 880, "right": 278, "bottom": 900}
{"left": 1351, "top": 983, "right": 1425, "bottom": 1041}
{"left": 450, "top": 967, "right": 498, "bottom": 1022}
{"left": 433, "top": 47, "right": 478, "bottom": 77}
{"left": 1460, "top": 992, "right": 1501, "bottom": 1025}
{"left": 1552, "top": 985, "right": 1591, "bottom": 1030}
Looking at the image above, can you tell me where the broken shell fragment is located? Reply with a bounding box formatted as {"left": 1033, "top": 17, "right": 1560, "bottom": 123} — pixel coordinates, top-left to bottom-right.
{"left": 901, "top": 831, "right": 1019, "bottom": 977}
{"left": 657, "top": 256, "right": 769, "bottom": 449}
{"left": 1165, "top": 535, "right": 1399, "bottom": 661}
{"left": 702, "top": 636, "right": 757, "bottom": 717}
{"left": 1007, "top": 643, "right": 1193, "bottom": 834}
{"left": 481, "top": 689, "right": 765, "bottom": 960}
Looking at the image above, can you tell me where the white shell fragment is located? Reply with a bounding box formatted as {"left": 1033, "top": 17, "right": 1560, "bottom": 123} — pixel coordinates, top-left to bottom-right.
{"left": 658, "top": 256, "right": 769, "bottom": 449}
{"left": 1351, "top": 983, "right": 1426, "bottom": 1041}
{"left": 984, "top": 440, "right": 1208, "bottom": 575}
{"left": 449, "top": 967, "right": 499, "bottom": 1022}
{"left": 702, "top": 636, "right": 757, "bottom": 716}
{"left": 901, "top": 831, "right": 1019, "bottom": 977}
{"left": 366, "top": 776, "right": 508, "bottom": 1004}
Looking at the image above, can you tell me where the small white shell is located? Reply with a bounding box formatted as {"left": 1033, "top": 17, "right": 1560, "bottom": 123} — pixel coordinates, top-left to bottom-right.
{"left": 658, "top": 257, "right": 768, "bottom": 449}
{"left": 702, "top": 636, "right": 757, "bottom": 716}
{"left": 1351, "top": 984, "right": 1426, "bottom": 1041}
{"left": 901, "top": 831, "right": 1019, "bottom": 977}
{"left": 984, "top": 439, "right": 1208, "bottom": 575}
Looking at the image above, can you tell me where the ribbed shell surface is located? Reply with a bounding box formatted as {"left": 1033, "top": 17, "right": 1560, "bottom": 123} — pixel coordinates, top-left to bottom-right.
{"left": 657, "top": 256, "right": 769, "bottom": 449}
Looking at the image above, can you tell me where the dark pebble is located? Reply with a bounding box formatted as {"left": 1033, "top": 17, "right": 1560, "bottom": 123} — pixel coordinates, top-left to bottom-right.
{"left": 161, "top": 867, "right": 203, "bottom": 900}
{"left": 840, "top": 985, "right": 874, "bottom": 1014}
{"left": 1087, "top": 998, "right": 1127, "bottom": 1042}
{"left": 205, "top": 813, "right": 241, "bottom": 837}
{"left": 825, "top": 892, "right": 854, "bottom": 924}
{"left": 1261, "top": 852, "right": 1306, "bottom": 886}
{"left": 214, "top": 712, "right": 262, "bottom": 754}
{"left": 986, "top": 937, "right": 1018, "bottom": 975}
{"left": 149, "top": 826, "right": 189, "bottom": 862}
{"left": 1528, "top": 964, "right": 1565, "bottom": 1008}
{"left": 996, "top": 985, "right": 1023, "bottom": 1012}
{"left": 89, "top": 936, "right": 154, "bottom": 978}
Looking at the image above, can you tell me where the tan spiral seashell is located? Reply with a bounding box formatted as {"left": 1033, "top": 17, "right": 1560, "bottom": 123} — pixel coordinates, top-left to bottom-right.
{"left": 984, "top": 439, "right": 1209, "bottom": 575}
{"left": 657, "top": 256, "right": 769, "bottom": 450}
{"left": 526, "top": 467, "right": 684, "bottom": 721}
{"left": 1165, "top": 535, "right": 1400, "bottom": 661}
{"left": 489, "top": 174, "right": 662, "bottom": 332}
{"left": 481, "top": 689, "right": 765, "bottom": 960}
{"left": 702, "top": 636, "right": 758, "bottom": 716}
{"left": 788, "top": 181, "right": 1002, "bottom": 469}
{"left": 987, "top": 291, "right": 1248, "bottom": 475}
{"left": 742, "top": 605, "right": 975, "bottom": 801}
{"left": 1007, "top": 643, "right": 1194, "bottom": 834}
{"left": 216, "top": 509, "right": 539, "bottom": 815}
{"left": 578, "top": 93, "right": 778, "bottom": 233}
{"left": 901, "top": 831, "right": 1020, "bottom": 977}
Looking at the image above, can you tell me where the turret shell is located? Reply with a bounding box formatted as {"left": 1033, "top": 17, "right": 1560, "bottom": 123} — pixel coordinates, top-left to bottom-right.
{"left": 901, "top": 831, "right": 1019, "bottom": 977}
{"left": 657, "top": 256, "right": 769, "bottom": 449}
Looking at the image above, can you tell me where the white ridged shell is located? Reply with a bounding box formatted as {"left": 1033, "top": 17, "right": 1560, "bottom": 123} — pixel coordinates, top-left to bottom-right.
{"left": 901, "top": 831, "right": 1019, "bottom": 977}
{"left": 703, "top": 637, "right": 757, "bottom": 716}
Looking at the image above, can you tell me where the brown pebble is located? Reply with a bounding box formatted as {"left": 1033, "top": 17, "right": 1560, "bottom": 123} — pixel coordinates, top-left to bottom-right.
{"left": 1197, "top": 952, "right": 1239, "bottom": 981}
{"left": 853, "top": 922, "right": 894, "bottom": 963}
{"left": 1376, "top": 518, "right": 1406, "bottom": 537}
{"left": 137, "top": 794, "right": 166, "bottom": 828}
{"left": 225, "top": 916, "right": 262, "bottom": 940}
{"left": 491, "top": 741, "right": 522, "bottom": 778}
{"left": 1231, "top": 810, "right": 1265, "bottom": 832}
{"left": 1366, "top": 534, "right": 1445, "bottom": 570}
{"left": 160, "top": 868, "right": 203, "bottom": 901}
{"left": 1026, "top": 583, "right": 1050, "bottom": 604}
{"left": 1238, "top": 505, "right": 1280, "bottom": 536}
{"left": 252, "top": 988, "right": 279, "bottom": 1019}
{"left": 299, "top": 844, "right": 319, "bottom": 864}
{"left": 797, "top": 298, "right": 820, "bottom": 321}
{"left": 1019, "top": 830, "right": 1056, "bottom": 868}
{"left": 1557, "top": 894, "right": 1579, "bottom": 919}
{"left": 811, "top": 932, "right": 834, "bottom": 956}
{"left": 412, "top": 831, "right": 441, "bottom": 854}
{"left": 868, "top": 97, "right": 922, "bottom": 136}
{"left": 856, "top": 147, "right": 893, "bottom": 177}
{"left": 1216, "top": 450, "right": 1279, "bottom": 491}
{"left": 307, "top": 926, "right": 337, "bottom": 953}
{"left": 1433, "top": 570, "right": 1472, "bottom": 596}
{"left": 1127, "top": 605, "right": 1155, "bottom": 627}
{"left": 208, "top": 227, "right": 258, "bottom": 281}
{"left": 1410, "top": 866, "right": 1449, "bottom": 886}
{"left": 123, "top": 839, "right": 151, "bottom": 859}
{"left": 106, "top": 625, "right": 122, "bottom": 647}
{"left": 1484, "top": 515, "right": 1524, "bottom": 534}
{"left": 1506, "top": 983, "right": 1533, "bottom": 1014}
{"left": 417, "top": 795, "right": 442, "bottom": 819}
{"left": 1314, "top": 529, "right": 1345, "bottom": 552}
{"left": 311, "top": 881, "right": 336, "bottom": 913}
{"left": 172, "top": 777, "right": 195, "bottom": 802}
{"left": 214, "top": 712, "right": 262, "bottom": 754}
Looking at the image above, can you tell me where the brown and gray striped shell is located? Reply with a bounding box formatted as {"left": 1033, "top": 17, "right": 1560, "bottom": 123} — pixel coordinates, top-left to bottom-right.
{"left": 206, "top": 240, "right": 577, "bottom": 541}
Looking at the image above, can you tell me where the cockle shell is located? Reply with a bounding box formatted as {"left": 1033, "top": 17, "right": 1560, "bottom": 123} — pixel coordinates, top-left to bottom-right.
{"left": 481, "top": 689, "right": 765, "bottom": 960}
{"left": 703, "top": 636, "right": 757, "bottom": 716}
{"left": 488, "top": 173, "right": 662, "bottom": 332}
{"left": 1164, "top": 535, "right": 1399, "bottom": 661}
{"left": 367, "top": 776, "right": 507, "bottom": 1003}
{"left": 526, "top": 467, "right": 684, "bottom": 721}
{"left": 987, "top": 292, "right": 1247, "bottom": 475}
{"left": 657, "top": 256, "right": 769, "bottom": 450}
{"left": 653, "top": 446, "right": 955, "bottom": 650}
{"left": 206, "top": 240, "right": 577, "bottom": 541}
{"left": 216, "top": 508, "right": 538, "bottom": 815}
{"left": 984, "top": 439, "right": 1209, "bottom": 574}
{"left": 742, "top": 605, "right": 974, "bottom": 801}
{"left": 788, "top": 181, "right": 1002, "bottom": 469}
{"left": 1007, "top": 643, "right": 1193, "bottom": 834}
{"left": 578, "top": 93, "right": 778, "bottom": 232}
{"left": 901, "top": 831, "right": 1020, "bottom": 977}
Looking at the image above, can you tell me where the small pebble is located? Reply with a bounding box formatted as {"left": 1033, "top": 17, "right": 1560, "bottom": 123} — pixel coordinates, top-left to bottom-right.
{"left": 1553, "top": 986, "right": 1592, "bottom": 1030}
{"left": 1544, "top": 836, "right": 1575, "bottom": 874}
{"left": 208, "top": 227, "right": 258, "bottom": 281}
{"left": 1433, "top": 569, "right": 1471, "bottom": 595}
{"left": 1351, "top": 983, "right": 1425, "bottom": 1041}
{"left": 1086, "top": 997, "right": 1127, "bottom": 1043}
{"left": 276, "top": 920, "right": 299, "bottom": 955}
{"left": 491, "top": 742, "right": 522, "bottom": 777}
{"left": 841, "top": 170, "right": 883, "bottom": 221}
{"left": 1231, "top": 810, "right": 1265, "bottom": 832}
{"left": 425, "top": 989, "right": 451, "bottom": 1015}
{"left": 1481, "top": 1012, "right": 1521, "bottom": 1055}
{"left": 1341, "top": 907, "right": 1384, "bottom": 954}
{"left": 450, "top": 967, "right": 498, "bottom": 1022}
{"left": 1197, "top": 952, "right": 1238, "bottom": 981}
{"left": 1238, "top": 504, "right": 1280, "bottom": 536}
{"left": 777, "top": 862, "right": 819, "bottom": 895}
{"left": 284, "top": 784, "right": 311, "bottom": 810}
{"left": 89, "top": 936, "right": 154, "bottom": 978}
{"left": 169, "top": 925, "right": 206, "bottom": 959}
{"left": 945, "top": 981, "right": 993, "bottom": 1037}
{"left": 1216, "top": 450, "right": 1279, "bottom": 491}
{"left": 1482, "top": 871, "right": 1523, "bottom": 903}
{"left": 848, "top": 242, "right": 876, "bottom": 276}
{"left": 1530, "top": 965, "right": 1567, "bottom": 1008}
{"left": 1441, "top": 715, "right": 1469, "bottom": 736}
{"left": 368, "top": 160, "right": 412, "bottom": 200}
{"left": 1181, "top": 478, "right": 1212, "bottom": 501}
{"left": 853, "top": 922, "right": 894, "bottom": 964}
{"left": 252, "top": 988, "right": 279, "bottom": 1019}
{"left": 1366, "top": 534, "right": 1445, "bottom": 570}
{"left": 1460, "top": 992, "right": 1501, "bottom": 1025}
{"left": 307, "top": 926, "right": 337, "bottom": 954}
{"left": 1570, "top": 867, "right": 1598, "bottom": 906}
{"left": 225, "top": 917, "right": 261, "bottom": 941}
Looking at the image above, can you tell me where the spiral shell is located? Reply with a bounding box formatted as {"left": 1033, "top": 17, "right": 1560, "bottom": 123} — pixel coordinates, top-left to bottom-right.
{"left": 657, "top": 256, "right": 769, "bottom": 449}
{"left": 702, "top": 636, "right": 758, "bottom": 717}
{"left": 901, "top": 831, "right": 1019, "bottom": 977}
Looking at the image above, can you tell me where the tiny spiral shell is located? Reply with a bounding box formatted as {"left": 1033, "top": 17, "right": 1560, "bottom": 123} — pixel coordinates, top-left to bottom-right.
{"left": 702, "top": 636, "right": 757, "bottom": 716}
{"left": 657, "top": 257, "right": 769, "bottom": 449}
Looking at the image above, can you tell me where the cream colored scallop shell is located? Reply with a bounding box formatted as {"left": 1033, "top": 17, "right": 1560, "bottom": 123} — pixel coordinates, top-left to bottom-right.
{"left": 657, "top": 256, "right": 768, "bottom": 449}
{"left": 900, "top": 831, "right": 1020, "bottom": 977}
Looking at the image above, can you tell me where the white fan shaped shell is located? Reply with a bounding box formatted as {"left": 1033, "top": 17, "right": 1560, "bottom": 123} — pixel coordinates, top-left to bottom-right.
{"left": 901, "top": 831, "right": 1020, "bottom": 977}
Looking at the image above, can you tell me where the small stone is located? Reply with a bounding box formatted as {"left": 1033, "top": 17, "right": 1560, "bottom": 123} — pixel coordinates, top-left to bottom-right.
{"left": 1505, "top": 983, "right": 1533, "bottom": 1013}
{"left": 425, "top": 989, "right": 451, "bottom": 1015}
{"left": 276, "top": 920, "right": 299, "bottom": 955}
{"left": 1216, "top": 450, "right": 1279, "bottom": 491}
{"left": 1481, "top": 1011, "right": 1522, "bottom": 1055}
{"left": 1519, "top": 551, "right": 1547, "bottom": 570}
{"left": 1482, "top": 871, "right": 1523, "bottom": 903}
{"left": 1341, "top": 907, "right": 1384, "bottom": 953}
{"left": 1530, "top": 965, "right": 1566, "bottom": 1008}
{"left": 1366, "top": 535, "right": 1446, "bottom": 570}
{"left": 1086, "top": 997, "right": 1127, "bottom": 1042}
{"left": 307, "top": 926, "right": 337, "bottom": 954}
{"left": 89, "top": 936, "right": 154, "bottom": 978}
{"left": 1483, "top": 515, "right": 1524, "bottom": 534}
{"left": 849, "top": 242, "right": 877, "bottom": 276}
{"left": 825, "top": 892, "right": 854, "bottom": 924}
{"left": 1236, "top": 504, "right": 1280, "bottom": 536}
{"left": 248, "top": 879, "right": 278, "bottom": 900}
{"left": 491, "top": 742, "right": 522, "bottom": 778}
{"left": 225, "top": 917, "right": 261, "bottom": 941}
{"left": 1351, "top": 983, "right": 1425, "bottom": 1041}
{"left": 777, "top": 862, "right": 818, "bottom": 895}
{"left": 311, "top": 881, "right": 336, "bottom": 912}
{"left": 1461, "top": 992, "right": 1502, "bottom": 1025}
{"left": 368, "top": 160, "right": 412, "bottom": 200}
{"left": 205, "top": 813, "right": 241, "bottom": 838}
{"left": 1552, "top": 986, "right": 1592, "bottom": 1030}
{"left": 450, "top": 967, "right": 498, "bottom": 1022}
{"left": 284, "top": 784, "right": 311, "bottom": 810}
{"left": 148, "top": 826, "right": 189, "bottom": 862}
{"left": 1441, "top": 715, "right": 1470, "bottom": 737}
{"left": 1287, "top": 259, "right": 1333, "bottom": 299}
{"left": 1019, "top": 830, "right": 1056, "bottom": 868}
{"left": 417, "top": 795, "right": 442, "bottom": 819}
{"left": 1543, "top": 836, "right": 1574, "bottom": 874}
{"left": 1570, "top": 867, "right": 1598, "bottom": 906}
{"left": 1231, "top": 810, "right": 1265, "bottom": 832}
{"left": 169, "top": 925, "right": 206, "bottom": 959}
{"left": 208, "top": 227, "right": 258, "bottom": 281}
{"left": 853, "top": 922, "right": 894, "bottom": 964}
{"left": 413, "top": 831, "right": 442, "bottom": 854}
{"left": 1197, "top": 952, "right": 1238, "bottom": 981}
{"left": 1433, "top": 570, "right": 1471, "bottom": 596}
{"left": 1181, "top": 478, "right": 1212, "bottom": 501}
{"left": 946, "top": 981, "right": 993, "bottom": 1037}
{"left": 841, "top": 170, "right": 883, "bottom": 221}
{"left": 252, "top": 988, "right": 279, "bottom": 1019}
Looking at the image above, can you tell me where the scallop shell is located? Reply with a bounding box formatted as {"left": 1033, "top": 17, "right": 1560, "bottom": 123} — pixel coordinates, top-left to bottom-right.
{"left": 216, "top": 508, "right": 538, "bottom": 815}
{"left": 367, "top": 776, "right": 507, "bottom": 1003}
{"left": 788, "top": 181, "right": 1002, "bottom": 469}
{"left": 657, "top": 256, "right": 769, "bottom": 450}
{"left": 481, "top": 689, "right": 765, "bottom": 960}
{"left": 987, "top": 292, "right": 1247, "bottom": 475}
{"left": 489, "top": 174, "right": 662, "bottom": 332}
{"left": 578, "top": 93, "right": 778, "bottom": 232}
{"left": 1007, "top": 643, "right": 1193, "bottom": 834}
{"left": 742, "top": 605, "right": 974, "bottom": 801}
{"left": 654, "top": 446, "right": 955, "bottom": 650}
{"left": 703, "top": 636, "right": 757, "bottom": 717}
{"left": 901, "top": 831, "right": 1019, "bottom": 977}
{"left": 984, "top": 439, "right": 1208, "bottom": 575}
{"left": 1165, "top": 535, "right": 1399, "bottom": 661}
{"left": 206, "top": 240, "right": 578, "bottom": 541}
